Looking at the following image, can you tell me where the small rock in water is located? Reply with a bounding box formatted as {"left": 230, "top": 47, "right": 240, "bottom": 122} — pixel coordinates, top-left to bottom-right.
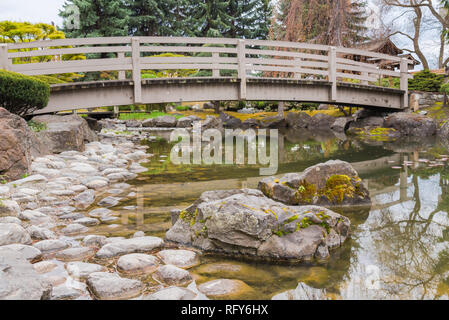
{"left": 144, "top": 286, "right": 197, "bottom": 300}
{"left": 56, "top": 247, "right": 96, "bottom": 262}
{"left": 117, "top": 253, "right": 160, "bottom": 275}
{"left": 133, "top": 231, "right": 145, "bottom": 238}
{"left": 96, "top": 236, "right": 164, "bottom": 259}
{"left": 33, "top": 260, "right": 58, "bottom": 274}
{"left": 83, "top": 235, "right": 107, "bottom": 247}
{"left": 198, "top": 279, "right": 253, "bottom": 299}
{"left": 33, "top": 239, "right": 70, "bottom": 254}
{"left": 87, "top": 272, "right": 143, "bottom": 300}
{"left": 74, "top": 217, "right": 100, "bottom": 227}
{"left": 50, "top": 285, "right": 82, "bottom": 300}
{"left": 152, "top": 265, "right": 193, "bottom": 286}
{"left": 61, "top": 223, "right": 89, "bottom": 235}
{"left": 157, "top": 249, "right": 200, "bottom": 269}
{"left": 66, "top": 261, "right": 106, "bottom": 280}
{"left": 98, "top": 196, "right": 120, "bottom": 208}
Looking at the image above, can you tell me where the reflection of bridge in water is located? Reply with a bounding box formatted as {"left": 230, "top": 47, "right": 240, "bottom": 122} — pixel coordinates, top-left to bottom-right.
{"left": 0, "top": 36, "right": 413, "bottom": 114}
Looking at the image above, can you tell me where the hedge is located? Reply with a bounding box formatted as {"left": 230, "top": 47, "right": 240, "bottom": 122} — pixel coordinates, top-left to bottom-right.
{"left": 408, "top": 70, "right": 444, "bottom": 92}
{"left": 0, "top": 70, "right": 50, "bottom": 116}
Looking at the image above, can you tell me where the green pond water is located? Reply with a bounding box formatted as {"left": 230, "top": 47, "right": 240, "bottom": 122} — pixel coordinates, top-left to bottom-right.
{"left": 96, "top": 130, "right": 449, "bottom": 300}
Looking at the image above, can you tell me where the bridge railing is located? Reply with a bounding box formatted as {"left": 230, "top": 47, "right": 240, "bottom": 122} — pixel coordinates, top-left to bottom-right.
{"left": 0, "top": 37, "right": 413, "bottom": 107}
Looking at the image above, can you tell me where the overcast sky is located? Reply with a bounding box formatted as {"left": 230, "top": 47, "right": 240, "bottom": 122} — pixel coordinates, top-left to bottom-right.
{"left": 0, "top": 0, "right": 444, "bottom": 69}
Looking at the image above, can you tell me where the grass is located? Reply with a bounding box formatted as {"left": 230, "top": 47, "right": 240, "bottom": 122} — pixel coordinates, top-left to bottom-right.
{"left": 27, "top": 121, "right": 47, "bottom": 132}
{"left": 119, "top": 111, "right": 184, "bottom": 121}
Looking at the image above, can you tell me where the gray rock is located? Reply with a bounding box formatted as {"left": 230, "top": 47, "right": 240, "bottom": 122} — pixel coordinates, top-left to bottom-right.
{"left": 66, "top": 262, "right": 106, "bottom": 280}
{"left": 88, "top": 208, "right": 112, "bottom": 218}
{"left": 32, "top": 114, "right": 98, "bottom": 153}
{"left": 165, "top": 189, "right": 350, "bottom": 262}
{"left": 384, "top": 113, "right": 437, "bottom": 136}
{"left": 170, "top": 209, "right": 181, "bottom": 225}
{"left": 197, "top": 279, "right": 252, "bottom": 298}
{"left": 142, "top": 118, "right": 156, "bottom": 128}
{"left": 18, "top": 209, "right": 49, "bottom": 223}
{"left": 1, "top": 244, "right": 42, "bottom": 262}
{"left": 153, "top": 265, "right": 193, "bottom": 286}
{"left": 154, "top": 116, "right": 178, "bottom": 128}
{"left": 87, "top": 272, "right": 143, "bottom": 300}
{"left": 157, "top": 250, "right": 200, "bottom": 269}
{"left": 98, "top": 196, "right": 120, "bottom": 208}
{"left": 33, "top": 260, "right": 58, "bottom": 274}
{"left": 133, "top": 231, "right": 145, "bottom": 238}
{"left": 0, "top": 223, "right": 31, "bottom": 246}
{"left": 286, "top": 112, "right": 312, "bottom": 129}
{"left": 56, "top": 247, "right": 96, "bottom": 262}
{"left": 27, "top": 226, "right": 56, "bottom": 240}
{"left": 258, "top": 160, "right": 370, "bottom": 207}
{"left": 145, "top": 286, "right": 197, "bottom": 300}
{"left": 33, "top": 239, "right": 70, "bottom": 254}
{"left": 73, "top": 189, "right": 96, "bottom": 209}
{"left": 96, "top": 236, "right": 164, "bottom": 259}
{"left": 83, "top": 235, "right": 107, "bottom": 247}
{"left": 74, "top": 217, "right": 100, "bottom": 227}
{"left": 331, "top": 117, "right": 352, "bottom": 133}
{"left": 117, "top": 253, "right": 160, "bottom": 275}
{"left": 259, "top": 115, "right": 286, "bottom": 129}
{"left": 310, "top": 113, "right": 335, "bottom": 129}
{"left": 176, "top": 116, "right": 202, "bottom": 128}
{"left": 50, "top": 285, "right": 82, "bottom": 300}
{"left": 0, "top": 216, "right": 21, "bottom": 225}
{"left": 272, "top": 282, "right": 328, "bottom": 300}
{"left": 219, "top": 112, "right": 242, "bottom": 129}
{"left": 0, "top": 200, "right": 20, "bottom": 217}
{"left": 0, "top": 247, "right": 52, "bottom": 300}
{"left": 202, "top": 116, "right": 222, "bottom": 130}
{"left": 61, "top": 223, "right": 89, "bottom": 235}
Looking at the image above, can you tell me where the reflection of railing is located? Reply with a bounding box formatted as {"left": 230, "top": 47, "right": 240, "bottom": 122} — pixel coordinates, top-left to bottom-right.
{"left": 1, "top": 36, "right": 413, "bottom": 107}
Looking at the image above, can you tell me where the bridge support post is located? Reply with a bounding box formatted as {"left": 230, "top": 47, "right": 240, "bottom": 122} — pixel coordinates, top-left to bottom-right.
{"left": 0, "top": 44, "right": 10, "bottom": 70}
{"left": 132, "top": 38, "right": 142, "bottom": 104}
{"left": 237, "top": 40, "right": 247, "bottom": 100}
{"left": 400, "top": 58, "right": 409, "bottom": 109}
{"left": 212, "top": 52, "right": 220, "bottom": 77}
{"left": 328, "top": 47, "right": 337, "bottom": 102}
{"left": 118, "top": 52, "right": 126, "bottom": 80}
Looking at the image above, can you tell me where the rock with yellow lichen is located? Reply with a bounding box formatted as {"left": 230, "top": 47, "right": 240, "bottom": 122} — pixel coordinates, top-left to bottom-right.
{"left": 165, "top": 188, "right": 351, "bottom": 262}
{"left": 258, "top": 160, "right": 371, "bottom": 207}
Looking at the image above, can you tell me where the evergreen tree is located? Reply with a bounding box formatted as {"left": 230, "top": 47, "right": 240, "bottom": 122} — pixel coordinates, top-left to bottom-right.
{"left": 228, "top": 0, "right": 272, "bottom": 39}
{"left": 190, "top": 0, "right": 234, "bottom": 37}
{"left": 59, "top": 0, "right": 130, "bottom": 38}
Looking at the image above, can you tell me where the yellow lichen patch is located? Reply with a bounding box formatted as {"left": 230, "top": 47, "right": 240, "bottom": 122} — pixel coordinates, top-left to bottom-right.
{"left": 323, "top": 175, "right": 355, "bottom": 204}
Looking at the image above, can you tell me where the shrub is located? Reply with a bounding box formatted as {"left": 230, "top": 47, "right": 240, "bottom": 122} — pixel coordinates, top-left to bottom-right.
{"left": 31, "top": 75, "right": 66, "bottom": 85}
{"left": 408, "top": 70, "right": 444, "bottom": 92}
{"left": 441, "top": 83, "right": 449, "bottom": 95}
{"left": 175, "top": 105, "right": 190, "bottom": 111}
{"left": 0, "top": 70, "right": 50, "bottom": 116}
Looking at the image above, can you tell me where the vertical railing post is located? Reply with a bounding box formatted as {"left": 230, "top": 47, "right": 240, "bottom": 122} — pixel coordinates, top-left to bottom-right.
{"left": 212, "top": 52, "right": 220, "bottom": 77}
{"left": 400, "top": 58, "right": 409, "bottom": 109}
{"left": 328, "top": 46, "right": 337, "bottom": 101}
{"left": 294, "top": 57, "right": 302, "bottom": 79}
{"left": 0, "top": 44, "right": 11, "bottom": 70}
{"left": 118, "top": 52, "right": 126, "bottom": 80}
{"left": 132, "top": 38, "right": 142, "bottom": 104}
{"left": 237, "top": 39, "right": 247, "bottom": 100}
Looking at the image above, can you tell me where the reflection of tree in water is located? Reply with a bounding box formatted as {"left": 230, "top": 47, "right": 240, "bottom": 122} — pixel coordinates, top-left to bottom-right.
{"left": 369, "top": 172, "right": 449, "bottom": 299}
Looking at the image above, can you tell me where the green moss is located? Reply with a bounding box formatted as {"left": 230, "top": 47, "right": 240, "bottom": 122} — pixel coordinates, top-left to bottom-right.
{"left": 295, "top": 181, "right": 317, "bottom": 204}
{"left": 323, "top": 174, "right": 355, "bottom": 204}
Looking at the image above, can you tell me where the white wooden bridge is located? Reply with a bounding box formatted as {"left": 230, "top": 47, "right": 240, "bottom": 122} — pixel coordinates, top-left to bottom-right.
{"left": 0, "top": 37, "right": 413, "bottom": 114}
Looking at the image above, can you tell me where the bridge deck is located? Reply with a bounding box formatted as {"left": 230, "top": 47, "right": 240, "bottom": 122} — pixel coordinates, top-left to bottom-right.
{"left": 39, "top": 77, "right": 407, "bottom": 114}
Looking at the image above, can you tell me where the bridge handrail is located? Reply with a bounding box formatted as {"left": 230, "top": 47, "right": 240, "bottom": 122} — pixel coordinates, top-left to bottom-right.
{"left": 0, "top": 36, "right": 412, "bottom": 108}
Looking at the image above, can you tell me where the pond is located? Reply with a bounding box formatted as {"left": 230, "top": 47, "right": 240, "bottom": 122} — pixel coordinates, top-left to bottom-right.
{"left": 93, "top": 129, "right": 449, "bottom": 300}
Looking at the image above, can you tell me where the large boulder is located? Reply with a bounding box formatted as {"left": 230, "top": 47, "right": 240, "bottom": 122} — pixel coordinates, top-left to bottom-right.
{"left": 153, "top": 115, "right": 178, "bottom": 128}
{"left": 259, "top": 115, "right": 286, "bottom": 129}
{"left": 0, "top": 108, "right": 48, "bottom": 181}
{"left": 165, "top": 189, "right": 350, "bottom": 262}
{"left": 309, "top": 113, "right": 335, "bottom": 130}
{"left": 259, "top": 160, "right": 370, "bottom": 207}
{"left": 384, "top": 113, "right": 437, "bottom": 136}
{"left": 31, "top": 114, "right": 98, "bottom": 153}
{"left": 201, "top": 116, "right": 222, "bottom": 130}
{"left": 219, "top": 112, "right": 242, "bottom": 129}
{"left": 176, "top": 116, "right": 202, "bottom": 128}
{"left": 0, "top": 247, "right": 52, "bottom": 300}
{"left": 286, "top": 112, "right": 312, "bottom": 129}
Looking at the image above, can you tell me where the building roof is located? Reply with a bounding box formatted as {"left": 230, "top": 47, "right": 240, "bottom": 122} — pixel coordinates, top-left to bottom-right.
{"left": 357, "top": 39, "right": 403, "bottom": 56}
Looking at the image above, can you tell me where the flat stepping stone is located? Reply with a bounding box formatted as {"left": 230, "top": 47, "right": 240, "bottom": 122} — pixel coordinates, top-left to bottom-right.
{"left": 96, "top": 236, "right": 164, "bottom": 259}
{"left": 33, "top": 260, "right": 58, "bottom": 274}
{"left": 88, "top": 208, "right": 113, "bottom": 218}
{"left": 157, "top": 249, "right": 200, "bottom": 269}
{"left": 73, "top": 190, "right": 96, "bottom": 209}
{"left": 1, "top": 244, "right": 42, "bottom": 262}
{"left": 27, "top": 225, "right": 56, "bottom": 240}
{"left": 117, "top": 253, "right": 159, "bottom": 275}
{"left": 74, "top": 217, "right": 100, "bottom": 227}
{"left": 61, "top": 223, "right": 89, "bottom": 235}
{"left": 83, "top": 235, "right": 107, "bottom": 247}
{"left": 33, "top": 239, "right": 70, "bottom": 254}
{"left": 198, "top": 279, "right": 253, "bottom": 299}
{"left": 85, "top": 179, "right": 109, "bottom": 190}
{"left": 66, "top": 261, "right": 106, "bottom": 280}
{"left": 98, "top": 197, "right": 121, "bottom": 208}
{"left": 145, "top": 286, "right": 197, "bottom": 300}
{"left": 50, "top": 285, "right": 82, "bottom": 300}
{"left": 87, "top": 272, "right": 143, "bottom": 300}
{"left": 152, "top": 265, "right": 193, "bottom": 286}
{"left": 0, "top": 223, "right": 32, "bottom": 246}
{"left": 56, "top": 247, "right": 96, "bottom": 262}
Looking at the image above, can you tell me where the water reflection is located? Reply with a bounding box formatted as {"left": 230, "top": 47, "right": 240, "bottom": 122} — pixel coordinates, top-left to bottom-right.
{"left": 102, "top": 131, "right": 449, "bottom": 299}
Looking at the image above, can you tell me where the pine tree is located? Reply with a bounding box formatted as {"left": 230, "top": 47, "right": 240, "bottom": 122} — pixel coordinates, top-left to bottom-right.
{"left": 190, "top": 0, "right": 234, "bottom": 37}
{"left": 59, "top": 0, "right": 130, "bottom": 37}
{"left": 228, "top": 0, "right": 272, "bottom": 39}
